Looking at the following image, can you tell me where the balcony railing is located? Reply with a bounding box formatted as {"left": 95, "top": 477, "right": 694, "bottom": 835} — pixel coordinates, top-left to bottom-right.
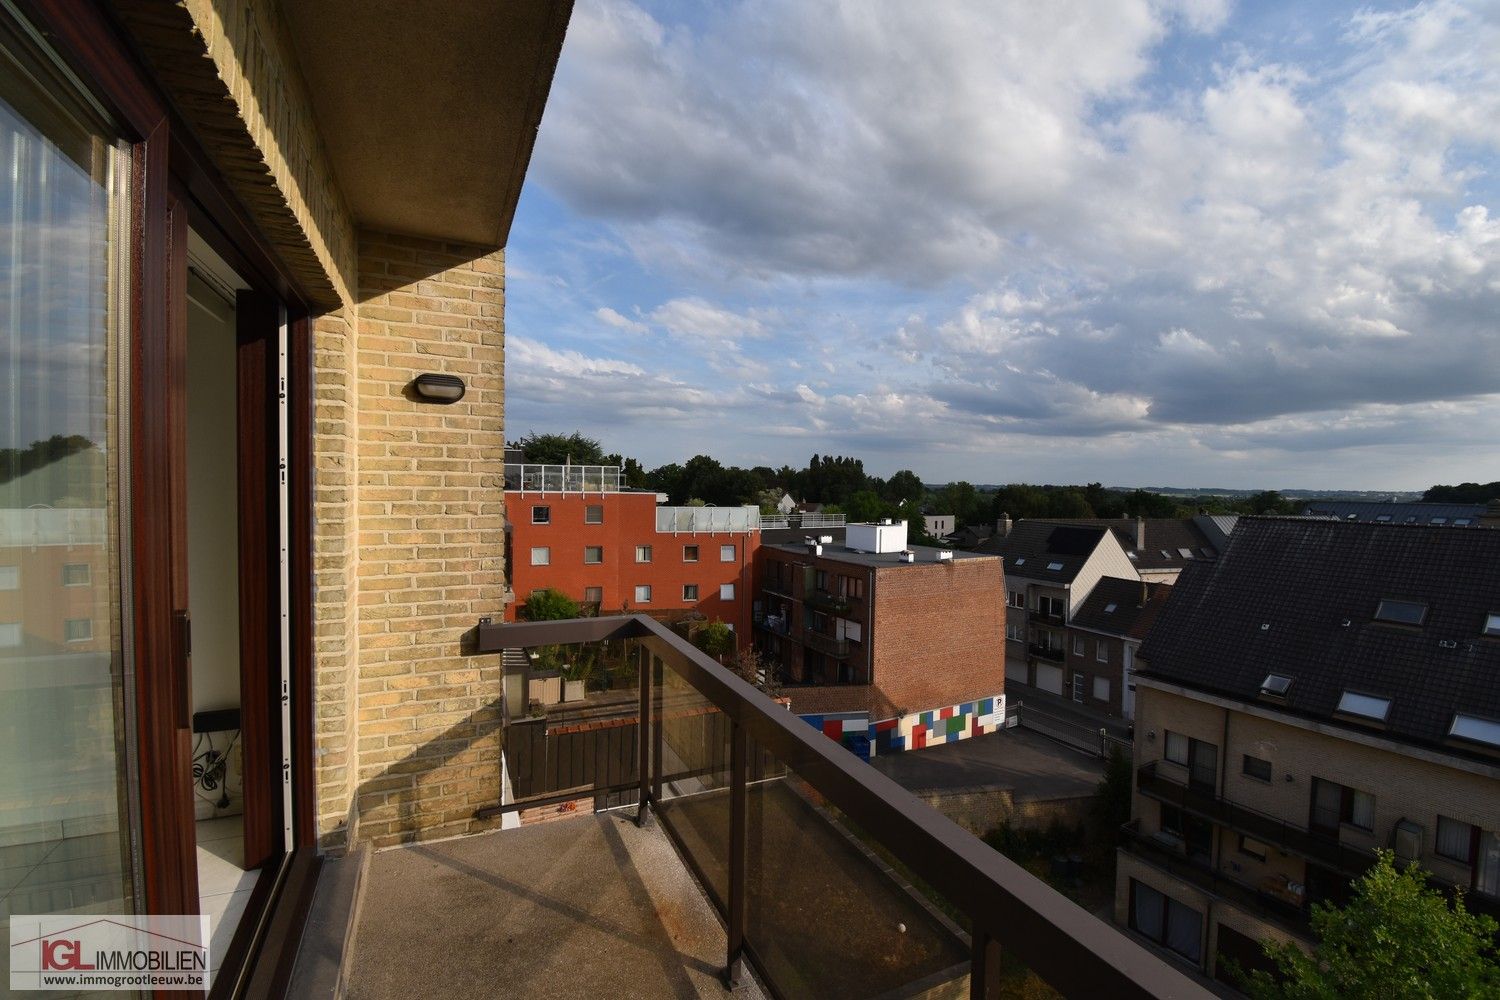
{"left": 759, "top": 512, "right": 847, "bottom": 530}
{"left": 656, "top": 505, "right": 761, "bottom": 533}
{"left": 1119, "top": 821, "right": 1311, "bottom": 936}
{"left": 1136, "top": 761, "right": 1500, "bottom": 923}
{"left": 1033, "top": 610, "right": 1066, "bottom": 626}
{"left": 504, "top": 462, "right": 624, "bottom": 493}
{"left": 1029, "top": 643, "right": 1066, "bottom": 663}
{"left": 476, "top": 614, "right": 1205, "bottom": 999}
{"left": 802, "top": 630, "right": 850, "bottom": 658}
{"left": 804, "top": 588, "right": 852, "bottom": 614}
{"left": 754, "top": 614, "right": 795, "bottom": 639}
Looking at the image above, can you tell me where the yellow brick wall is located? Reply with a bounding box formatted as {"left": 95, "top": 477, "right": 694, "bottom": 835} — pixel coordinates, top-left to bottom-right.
{"left": 312, "top": 309, "right": 359, "bottom": 850}
{"left": 344, "top": 231, "right": 508, "bottom": 848}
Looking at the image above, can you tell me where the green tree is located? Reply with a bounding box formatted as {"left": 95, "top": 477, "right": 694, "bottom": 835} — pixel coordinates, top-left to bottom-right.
{"left": 1424, "top": 481, "right": 1500, "bottom": 504}
{"left": 522, "top": 588, "right": 580, "bottom": 622}
{"left": 1087, "top": 746, "right": 1131, "bottom": 870}
{"left": 885, "top": 469, "right": 925, "bottom": 506}
{"left": 1238, "top": 850, "right": 1500, "bottom": 1000}
{"left": 1046, "top": 489, "right": 1095, "bottom": 518}
{"left": 899, "top": 499, "right": 934, "bottom": 544}
{"left": 843, "top": 489, "right": 889, "bottom": 523}
{"left": 691, "top": 620, "right": 735, "bottom": 661}
{"left": 518, "top": 431, "right": 608, "bottom": 465}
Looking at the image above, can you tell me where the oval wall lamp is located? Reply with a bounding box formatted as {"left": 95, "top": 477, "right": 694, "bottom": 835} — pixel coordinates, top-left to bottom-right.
{"left": 411, "top": 372, "right": 466, "bottom": 404}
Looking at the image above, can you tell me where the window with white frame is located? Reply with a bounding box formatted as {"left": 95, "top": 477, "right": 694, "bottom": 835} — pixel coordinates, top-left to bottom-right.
{"left": 0, "top": 566, "right": 17, "bottom": 590}
{"left": 1073, "top": 636, "right": 1085, "bottom": 655}
{"left": 61, "top": 563, "right": 89, "bottom": 587}
{"left": 1093, "top": 676, "right": 1109, "bottom": 702}
{"left": 584, "top": 546, "right": 603, "bottom": 564}
{"left": 635, "top": 545, "right": 652, "bottom": 563}
{"left": 64, "top": 619, "right": 92, "bottom": 642}
{"left": 530, "top": 547, "right": 550, "bottom": 566}
{"left": 585, "top": 504, "right": 603, "bottom": 524}
{"left": 720, "top": 583, "right": 735, "bottom": 600}
{"left": 0, "top": 623, "right": 20, "bottom": 648}
{"left": 634, "top": 585, "right": 652, "bottom": 604}
{"left": 683, "top": 544, "right": 699, "bottom": 562}
{"left": 583, "top": 587, "right": 603, "bottom": 604}
{"left": 1096, "top": 642, "right": 1109, "bottom": 663}
{"left": 720, "top": 544, "right": 736, "bottom": 562}
{"left": 531, "top": 505, "right": 551, "bottom": 525}
{"left": 683, "top": 584, "right": 699, "bottom": 601}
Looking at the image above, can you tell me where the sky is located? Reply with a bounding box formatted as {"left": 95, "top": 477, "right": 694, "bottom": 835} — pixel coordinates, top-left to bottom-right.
{"left": 503, "top": 0, "right": 1500, "bottom": 491}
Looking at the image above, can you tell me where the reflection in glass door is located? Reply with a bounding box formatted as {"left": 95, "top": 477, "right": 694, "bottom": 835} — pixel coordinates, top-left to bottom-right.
{"left": 0, "top": 6, "right": 136, "bottom": 974}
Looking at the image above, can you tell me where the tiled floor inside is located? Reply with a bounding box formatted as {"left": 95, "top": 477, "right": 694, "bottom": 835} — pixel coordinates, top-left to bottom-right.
{"left": 196, "top": 815, "right": 260, "bottom": 983}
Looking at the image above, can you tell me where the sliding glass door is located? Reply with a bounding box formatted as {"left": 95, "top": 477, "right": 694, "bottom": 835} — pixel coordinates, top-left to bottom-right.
{"left": 0, "top": 3, "right": 137, "bottom": 959}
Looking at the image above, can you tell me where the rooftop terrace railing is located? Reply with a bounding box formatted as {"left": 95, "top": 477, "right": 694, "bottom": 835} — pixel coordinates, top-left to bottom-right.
{"left": 655, "top": 505, "right": 761, "bottom": 533}
{"left": 503, "top": 462, "right": 624, "bottom": 493}
{"left": 476, "top": 614, "right": 1209, "bottom": 999}
{"left": 759, "top": 511, "right": 847, "bottom": 530}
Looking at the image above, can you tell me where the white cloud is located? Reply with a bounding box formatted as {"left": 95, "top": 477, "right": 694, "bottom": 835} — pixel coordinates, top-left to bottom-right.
{"left": 594, "top": 306, "right": 647, "bottom": 333}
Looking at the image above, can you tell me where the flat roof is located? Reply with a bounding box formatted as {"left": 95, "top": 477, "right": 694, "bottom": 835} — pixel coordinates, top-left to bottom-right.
{"left": 763, "top": 541, "right": 996, "bottom": 569}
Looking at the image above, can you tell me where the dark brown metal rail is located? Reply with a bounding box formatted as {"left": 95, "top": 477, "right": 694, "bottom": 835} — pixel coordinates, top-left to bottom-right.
{"left": 476, "top": 614, "right": 1209, "bottom": 999}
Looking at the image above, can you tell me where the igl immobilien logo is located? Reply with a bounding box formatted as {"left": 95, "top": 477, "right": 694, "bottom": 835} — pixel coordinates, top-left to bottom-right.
{"left": 9, "top": 915, "right": 210, "bottom": 991}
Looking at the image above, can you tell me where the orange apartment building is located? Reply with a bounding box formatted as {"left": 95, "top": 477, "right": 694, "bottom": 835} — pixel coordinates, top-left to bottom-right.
{"left": 504, "top": 460, "right": 756, "bottom": 643}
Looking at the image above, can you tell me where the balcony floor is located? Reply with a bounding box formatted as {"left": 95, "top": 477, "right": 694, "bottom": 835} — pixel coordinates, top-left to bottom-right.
{"left": 340, "top": 812, "right": 762, "bottom": 999}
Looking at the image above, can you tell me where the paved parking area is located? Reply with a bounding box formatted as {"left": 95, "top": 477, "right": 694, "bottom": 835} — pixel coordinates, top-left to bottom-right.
{"left": 869, "top": 726, "right": 1105, "bottom": 798}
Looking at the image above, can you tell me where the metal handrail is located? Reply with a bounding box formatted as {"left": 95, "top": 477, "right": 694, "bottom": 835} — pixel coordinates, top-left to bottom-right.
{"left": 477, "top": 614, "right": 1210, "bottom": 999}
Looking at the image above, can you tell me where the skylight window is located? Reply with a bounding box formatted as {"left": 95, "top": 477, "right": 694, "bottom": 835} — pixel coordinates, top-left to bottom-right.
{"left": 1337, "top": 691, "right": 1391, "bottom": 722}
{"left": 1450, "top": 714, "right": 1500, "bottom": 748}
{"left": 1178, "top": 548, "right": 1194, "bottom": 559}
{"left": 1375, "top": 515, "right": 1391, "bottom": 522}
{"left": 1104, "top": 603, "right": 1118, "bottom": 613}
{"left": 1127, "top": 552, "right": 1138, "bottom": 561}
{"left": 1046, "top": 561, "right": 1063, "bottom": 571}
{"left": 1260, "top": 674, "right": 1293, "bottom": 697}
{"left": 1432, "top": 517, "right": 1447, "bottom": 525}
{"left": 1455, "top": 518, "right": 1472, "bottom": 526}
{"left": 1160, "top": 549, "right": 1172, "bottom": 559}
{"left": 1484, "top": 613, "right": 1500, "bottom": 637}
{"left": 1013, "top": 557, "right": 1025, "bottom": 566}
{"left": 1374, "top": 599, "right": 1427, "bottom": 626}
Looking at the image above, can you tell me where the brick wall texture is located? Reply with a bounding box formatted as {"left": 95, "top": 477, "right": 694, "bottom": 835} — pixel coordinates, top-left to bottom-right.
{"left": 125, "top": 0, "right": 514, "bottom": 852}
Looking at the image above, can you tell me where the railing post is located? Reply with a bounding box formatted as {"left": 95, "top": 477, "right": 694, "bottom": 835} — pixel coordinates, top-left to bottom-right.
{"left": 724, "top": 717, "right": 748, "bottom": 989}
{"left": 636, "top": 642, "right": 652, "bottom": 827}
{"left": 970, "top": 926, "right": 1001, "bottom": 999}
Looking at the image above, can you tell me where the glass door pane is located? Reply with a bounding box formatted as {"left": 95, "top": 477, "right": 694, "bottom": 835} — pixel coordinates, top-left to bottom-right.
{"left": 0, "top": 5, "right": 135, "bottom": 962}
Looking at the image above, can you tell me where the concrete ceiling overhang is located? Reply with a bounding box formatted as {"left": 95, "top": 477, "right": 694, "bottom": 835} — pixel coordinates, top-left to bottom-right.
{"left": 283, "top": 0, "right": 572, "bottom": 249}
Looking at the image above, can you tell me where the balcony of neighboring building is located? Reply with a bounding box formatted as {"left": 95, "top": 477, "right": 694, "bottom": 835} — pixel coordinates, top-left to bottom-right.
{"left": 752, "top": 607, "right": 796, "bottom": 639}
{"left": 300, "top": 614, "right": 1208, "bottom": 998}
{"left": 758, "top": 511, "right": 847, "bottom": 531}
{"left": 1028, "top": 642, "right": 1066, "bottom": 663}
{"left": 1134, "top": 760, "right": 1500, "bottom": 924}
{"left": 802, "top": 628, "right": 851, "bottom": 659}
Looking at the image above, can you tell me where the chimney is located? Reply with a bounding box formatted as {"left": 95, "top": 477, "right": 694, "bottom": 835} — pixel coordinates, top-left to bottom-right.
{"left": 1483, "top": 499, "right": 1500, "bottom": 528}
{"left": 1135, "top": 516, "right": 1146, "bottom": 551}
{"left": 996, "top": 512, "right": 1012, "bottom": 538}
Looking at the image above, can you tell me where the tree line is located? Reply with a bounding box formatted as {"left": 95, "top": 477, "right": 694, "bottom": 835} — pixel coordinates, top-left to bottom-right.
{"left": 511, "top": 431, "right": 1471, "bottom": 537}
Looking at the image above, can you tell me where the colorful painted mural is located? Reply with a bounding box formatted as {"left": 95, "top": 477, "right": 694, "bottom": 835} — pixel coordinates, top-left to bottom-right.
{"left": 800, "top": 695, "right": 1006, "bottom": 760}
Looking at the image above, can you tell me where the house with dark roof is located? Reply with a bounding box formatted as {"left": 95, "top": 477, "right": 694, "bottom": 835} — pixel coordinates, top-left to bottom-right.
{"left": 1300, "top": 498, "right": 1492, "bottom": 526}
{"left": 1116, "top": 517, "right": 1500, "bottom": 985}
{"left": 1034, "top": 516, "right": 1235, "bottom": 584}
{"left": 1063, "top": 578, "right": 1168, "bottom": 720}
{"left": 979, "top": 521, "right": 1137, "bottom": 698}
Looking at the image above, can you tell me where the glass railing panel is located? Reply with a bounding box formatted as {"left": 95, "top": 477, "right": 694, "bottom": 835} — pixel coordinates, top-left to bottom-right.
{"left": 653, "top": 652, "right": 733, "bottom": 906}
{"left": 741, "top": 742, "right": 971, "bottom": 999}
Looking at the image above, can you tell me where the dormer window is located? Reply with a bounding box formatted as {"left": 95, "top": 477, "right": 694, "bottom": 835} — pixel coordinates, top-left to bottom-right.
{"left": 1337, "top": 691, "right": 1391, "bottom": 722}
{"left": 1450, "top": 714, "right": 1500, "bottom": 748}
{"left": 1485, "top": 613, "right": 1500, "bottom": 637}
{"left": 1374, "top": 599, "right": 1426, "bottom": 626}
{"left": 1046, "top": 561, "right": 1063, "bottom": 571}
{"left": 1260, "top": 674, "right": 1292, "bottom": 698}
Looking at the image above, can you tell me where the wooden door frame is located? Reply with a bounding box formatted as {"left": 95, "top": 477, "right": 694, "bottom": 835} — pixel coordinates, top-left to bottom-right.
{"left": 18, "top": 0, "right": 322, "bottom": 970}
